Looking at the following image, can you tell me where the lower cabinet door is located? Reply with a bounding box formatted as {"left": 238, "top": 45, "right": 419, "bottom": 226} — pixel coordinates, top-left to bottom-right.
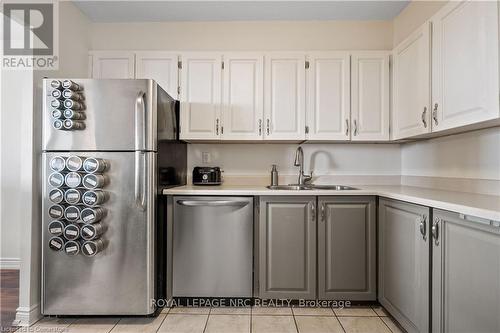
{"left": 317, "top": 196, "right": 376, "bottom": 300}
{"left": 258, "top": 196, "right": 316, "bottom": 299}
{"left": 378, "top": 199, "right": 430, "bottom": 333}
{"left": 432, "top": 209, "right": 500, "bottom": 333}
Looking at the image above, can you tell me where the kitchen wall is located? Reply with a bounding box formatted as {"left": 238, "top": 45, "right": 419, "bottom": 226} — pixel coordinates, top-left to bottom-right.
{"left": 90, "top": 20, "right": 393, "bottom": 51}
{"left": 188, "top": 143, "right": 401, "bottom": 185}
{"left": 394, "top": 1, "right": 500, "bottom": 194}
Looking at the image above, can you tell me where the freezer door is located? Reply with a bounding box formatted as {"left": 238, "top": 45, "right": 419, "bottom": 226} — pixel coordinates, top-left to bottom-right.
{"left": 43, "top": 79, "right": 176, "bottom": 151}
{"left": 42, "top": 151, "right": 157, "bottom": 315}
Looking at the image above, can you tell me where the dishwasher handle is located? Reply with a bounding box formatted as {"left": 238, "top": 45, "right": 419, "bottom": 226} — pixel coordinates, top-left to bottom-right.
{"left": 176, "top": 200, "right": 250, "bottom": 207}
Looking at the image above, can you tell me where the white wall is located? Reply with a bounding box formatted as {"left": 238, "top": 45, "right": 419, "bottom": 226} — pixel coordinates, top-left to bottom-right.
{"left": 90, "top": 20, "right": 393, "bottom": 51}
{"left": 402, "top": 128, "right": 500, "bottom": 180}
{"left": 188, "top": 143, "right": 401, "bottom": 182}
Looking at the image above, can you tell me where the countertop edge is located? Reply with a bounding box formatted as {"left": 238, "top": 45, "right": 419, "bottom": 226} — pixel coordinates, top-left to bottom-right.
{"left": 162, "top": 186, "right": 500, "bottom": 221}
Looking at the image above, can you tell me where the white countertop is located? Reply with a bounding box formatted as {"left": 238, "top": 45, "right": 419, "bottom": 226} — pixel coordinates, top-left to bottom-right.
{"left": 163, "top": 184, "right": 500, "bottom": 221}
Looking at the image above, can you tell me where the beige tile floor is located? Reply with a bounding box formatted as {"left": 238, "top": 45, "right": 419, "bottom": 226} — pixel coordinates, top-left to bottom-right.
{"left": 15, "top": 305, "right": 405, "bottom": 333}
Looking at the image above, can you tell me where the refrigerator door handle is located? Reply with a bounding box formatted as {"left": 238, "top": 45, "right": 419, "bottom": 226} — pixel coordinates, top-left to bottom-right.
{"left": 135, "top": 151, "right": 147, "bottom": 211}
{"left": 135, "top": 91, "right": 146, "bottom": 151}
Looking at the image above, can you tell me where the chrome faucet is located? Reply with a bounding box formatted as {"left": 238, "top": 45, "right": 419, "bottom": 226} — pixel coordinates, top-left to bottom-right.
{"left": 294, "top": 146, "right": 313, "bottom": 185}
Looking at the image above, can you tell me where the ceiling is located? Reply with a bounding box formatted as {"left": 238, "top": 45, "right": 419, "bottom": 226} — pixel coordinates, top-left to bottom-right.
{"left": 73, "top": 1, "right": 410, "bottom": 22}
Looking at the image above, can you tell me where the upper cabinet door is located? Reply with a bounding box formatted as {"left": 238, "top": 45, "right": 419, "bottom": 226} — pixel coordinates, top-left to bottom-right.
{"left": 392, "top": 23, "right": 431, "bottom": 140}
{"left": 264, "top": 53, "right": 306, "bottom": 140}
{"left": 179, "top": 53, "right": 222, "bottom": 140}
{"left": 351, "top": 52, "right": 390, "bottom": 141}
{"left": 221, "top": 53, "right": 264, "bottom": 140}
{"left": 136, "top": 52, "right": 179, "bottom": 99}
{"left": 431, "top": 1, "right": 499, "bottom": 132}
{"left": 307, "top": 52, "right": 351, "bottom": 141}
{"left": 90, "top": 51, "right": 135, "bottom": 79}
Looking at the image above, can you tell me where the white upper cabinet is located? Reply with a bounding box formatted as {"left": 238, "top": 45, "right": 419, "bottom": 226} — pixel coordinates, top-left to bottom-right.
{"left": 135, "top": 52, "right": 179, "bottom": 98}
{"left": 307, "top": 52, "right": 351, "bottom": 141}
{"left": 431, "top": 0, "right": 499, "bottom": 131}
{"left": 392, "top": 23, "right": 431, "bottom": 140}
{"left": 90, "top": 51, "right": 135, "bottom": 79}
{"left": 351, "top": 51, "right": 390, "bottom": 141}
{"left": 179, "top": 53, "right": 222, "bottom": 140}
{"left": 264, "top": 53, "right": 306, "bottom": 140}
{"left": 222, "top": 54, "right": 264, "bottom": 140}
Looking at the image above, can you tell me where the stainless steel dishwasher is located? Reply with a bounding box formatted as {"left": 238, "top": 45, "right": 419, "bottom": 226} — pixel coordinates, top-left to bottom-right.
{"left": 172, "top": 196, "right": 253, "bottom": 297}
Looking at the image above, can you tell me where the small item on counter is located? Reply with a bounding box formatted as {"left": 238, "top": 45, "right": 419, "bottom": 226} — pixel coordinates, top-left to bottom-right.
{"left": 192, "top": 166, "right": 222, "bottom": 185}
{"left": 271, "top": 164, "right": 279, "bottom": 186}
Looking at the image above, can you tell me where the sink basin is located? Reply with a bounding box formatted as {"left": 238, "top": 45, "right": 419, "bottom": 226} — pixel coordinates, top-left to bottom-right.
{"left": 266, "top": 185, "right": 312, "bottom": 190}
{"left": 266, "top": 184, "right": 358, "bottom": 191}
{"left": 309, "top": 184, "right": 358, "bottom": 190}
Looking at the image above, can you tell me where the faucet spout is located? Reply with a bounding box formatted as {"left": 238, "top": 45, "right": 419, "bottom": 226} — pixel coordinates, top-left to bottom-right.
{"left": 293, "top": 146, "right": 312, "bottom": 185}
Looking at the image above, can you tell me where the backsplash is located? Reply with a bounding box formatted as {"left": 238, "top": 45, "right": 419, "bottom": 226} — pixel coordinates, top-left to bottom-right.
{"left": 187, "top": 143, "right": 401, "bottom": 184}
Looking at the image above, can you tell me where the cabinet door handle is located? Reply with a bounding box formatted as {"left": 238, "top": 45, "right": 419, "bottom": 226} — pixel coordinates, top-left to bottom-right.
{"left": 215, "top": 118, "right": 219, "bottom": 135}
{"left": 345, "top": 119, "right": 349, "bottom": 136}
{"left": 320, "top": 203, "right": 325, "bottom": 222}
{"left": 353, "top": 119, "right": 358, "bottom": 136}
{"left": 432, "top": 103, "right": 439, "bottom": 126}
{"left": 432, "top": 217, "right": 440, "bottom": 246}
{"left": 419, "top": 215, "right": 427, "bottom": 241}
{"left": 258, "top": 119, "right": 262, "bottom": 136}
{"left": 266, "top": 119, "right": 270, "bottom": 136}
{"left": 422, "top": 107, "right": 427, "bottom": 128}
{"left": 310, "top": 202, "right": 316, "bottom": 222}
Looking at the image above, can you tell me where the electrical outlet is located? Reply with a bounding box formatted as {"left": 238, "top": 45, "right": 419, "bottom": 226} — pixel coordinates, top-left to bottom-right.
{"left": 202, "top": 152, "right": 211, "bottom": 164}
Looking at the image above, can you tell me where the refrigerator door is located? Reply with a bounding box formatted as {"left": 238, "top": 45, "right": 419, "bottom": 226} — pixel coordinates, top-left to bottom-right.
{"left": 43, "top": 79, "right": 177, "bottom": 152}
{"left": 42, "top": 151, "right": 157, "bottom": 315}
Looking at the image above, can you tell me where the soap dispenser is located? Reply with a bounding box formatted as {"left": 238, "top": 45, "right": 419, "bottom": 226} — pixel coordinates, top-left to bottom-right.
{"left": 270, "top": 164, "right": 279, "bottom": 186}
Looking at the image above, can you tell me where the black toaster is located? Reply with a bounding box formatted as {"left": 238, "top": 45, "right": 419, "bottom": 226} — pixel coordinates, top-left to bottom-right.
{"left": 192, "top": 167, "right": 222, "bottom": 185}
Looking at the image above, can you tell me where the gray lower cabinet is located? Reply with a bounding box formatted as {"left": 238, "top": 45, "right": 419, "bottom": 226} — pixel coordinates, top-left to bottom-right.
{"left": 258, "top": 196, "right": 316, "bottom": 299}
{"left": 432, "top": 209, "right": 500, "bottom": 333}
{"left": 318, "top": 196, "right": 376, "bottom": 300}
{"left": 378, "top": 199, "right": 430, "bottom": 333}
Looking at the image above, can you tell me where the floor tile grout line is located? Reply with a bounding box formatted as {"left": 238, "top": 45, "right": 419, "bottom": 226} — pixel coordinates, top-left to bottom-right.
{"left": 107, "top": 317, "right": 120, "bottom": 333}
{"left": 201, "top": 307, "right": 211, "bottom": 333}
{"left": 336, "top": 316, "right": 348, "bottom": 333}
{"left": 291, "top": 312, "right": 300, "bottom": 333}
{"left": 155, "top": 312, "right": 169, "bottom": 333}
{"left": 379, "top": 316, "right": 397, "bottom": 333}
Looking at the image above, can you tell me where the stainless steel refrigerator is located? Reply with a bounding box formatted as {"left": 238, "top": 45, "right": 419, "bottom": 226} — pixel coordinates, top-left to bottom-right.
{"left": 41, "top": 79, "right": 186, "bottom": 315}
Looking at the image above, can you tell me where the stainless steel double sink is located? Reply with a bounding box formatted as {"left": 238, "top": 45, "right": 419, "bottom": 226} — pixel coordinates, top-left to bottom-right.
{"left": 266, "top": 184, "right": 358, "bottom": 191}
